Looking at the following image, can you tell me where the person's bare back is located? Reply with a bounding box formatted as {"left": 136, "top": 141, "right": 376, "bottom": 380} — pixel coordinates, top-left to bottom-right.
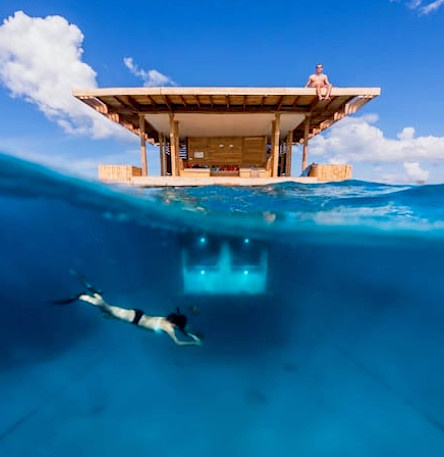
{"left": 305, "top": 64, "right": 332, "bottom": 100}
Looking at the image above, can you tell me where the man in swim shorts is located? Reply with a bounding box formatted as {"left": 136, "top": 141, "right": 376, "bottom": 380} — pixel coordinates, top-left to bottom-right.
{"left": 305, "top": 64, "right": 332, "bottom": 100}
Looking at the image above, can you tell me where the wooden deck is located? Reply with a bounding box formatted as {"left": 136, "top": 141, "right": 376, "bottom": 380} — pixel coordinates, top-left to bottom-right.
{"left": 130, "top": 176, "right": 318, "bottom": 187}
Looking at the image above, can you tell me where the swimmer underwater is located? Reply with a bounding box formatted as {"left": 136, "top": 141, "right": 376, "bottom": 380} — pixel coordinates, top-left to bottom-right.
{"left": 53, "top": 271, "right": 203, "bottom": 347}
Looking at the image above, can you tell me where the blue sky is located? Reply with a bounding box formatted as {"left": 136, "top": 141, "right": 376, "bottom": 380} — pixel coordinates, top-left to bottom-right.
{"left": 0, "top": 0, "right": 444, "bottom": 183}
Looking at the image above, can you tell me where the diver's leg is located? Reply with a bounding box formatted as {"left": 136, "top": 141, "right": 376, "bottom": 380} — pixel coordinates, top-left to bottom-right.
{"left": 70, "top": 269, "right": 102, "bottom": 294}
{"left": 101, "top": 304, "right": 135, "bottom": 323}
{"left": 78, "top": 293, "right": 134, "bottom": 322}
{"left": 53, "top": 295, "right": 82, "bottom": 305}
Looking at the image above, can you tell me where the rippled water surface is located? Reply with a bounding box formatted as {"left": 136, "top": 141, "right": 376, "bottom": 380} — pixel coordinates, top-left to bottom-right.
{"left": 1, "top": 153, "right": 444, "bottom": 457}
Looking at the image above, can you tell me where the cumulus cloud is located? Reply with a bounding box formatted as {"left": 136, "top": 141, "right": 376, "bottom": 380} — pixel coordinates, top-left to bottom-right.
{"left": 311, "top": 114, "right": 444, "bottom": 164}
{"left": 310, "top": 114, "right": 444, "bottom": 183}
{"left": 403, "top": 162, "right": 430, "bottom": 183}
{"left": 392, "top": 0, "right": 444, "bottom": 14}
{"left": 123, "top": 57, "right": 176, "bottom": 87}
{"left": 0, "top": 11, "right": 128, "bottom": 139}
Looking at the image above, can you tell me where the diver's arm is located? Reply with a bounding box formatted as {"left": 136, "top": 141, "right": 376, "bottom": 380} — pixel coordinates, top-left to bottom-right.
{"left": 165, "top": 328, "right": 202, "bottom": 346}
{"left": 186, "top": 332, "right": 203, "bottom": 344}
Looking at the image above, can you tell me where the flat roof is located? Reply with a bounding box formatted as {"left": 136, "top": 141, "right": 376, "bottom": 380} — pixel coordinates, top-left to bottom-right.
{"left": 73, "top": 87, "right": 380, "bottom": 143}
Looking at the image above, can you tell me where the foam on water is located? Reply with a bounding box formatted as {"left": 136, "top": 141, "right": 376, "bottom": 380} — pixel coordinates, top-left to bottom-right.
{"left": 1, "top": 152, "right": 444, "bottom": 457}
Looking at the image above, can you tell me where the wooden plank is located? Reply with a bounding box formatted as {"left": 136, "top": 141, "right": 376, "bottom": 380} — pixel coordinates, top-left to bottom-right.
{"left": 286, "top": 130, "right": 293, "bottom": 177}
{"left": 159, "top": 132, "right": 164, "bottom": 176}
{"left": 302, "top": 116, "right": 310, "bottom": 172}
{"left": 131, "top": 175, "right": 318, "bottom": 187}
{"left": 139, "top": 114, "right": 148, "bottom": 176}
{"left": 74, "top": 87, "right": 381, "bottom": 98}
{"left": 169, "top": 114, "right": 177, "bottom": 176}
{"left": 114, "top": 95, "right": 140, "bottom": 113}
{"left": 163, "top": 95, "right": 172, "bottom": 110}
{"left": 118, "top": 106, "right": 311, "bottom": 115}
{"left": 272, "top": 113, "right": 280, "bottom": 177}
{"left": 175, "top": 120, "right": 180, "bottom": 174}
{"left": 146, "top": 95, "right": 157, "bottom": 107}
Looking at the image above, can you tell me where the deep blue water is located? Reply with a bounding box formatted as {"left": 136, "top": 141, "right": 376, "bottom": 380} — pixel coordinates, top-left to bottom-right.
{"left": 1, "top": 152, "right": 444, "bottom": 456}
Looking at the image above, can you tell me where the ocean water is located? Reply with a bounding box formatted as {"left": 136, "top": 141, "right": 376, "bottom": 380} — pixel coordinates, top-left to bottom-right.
{"left": 1, "top": 152, "right": 444, "bottom": 456}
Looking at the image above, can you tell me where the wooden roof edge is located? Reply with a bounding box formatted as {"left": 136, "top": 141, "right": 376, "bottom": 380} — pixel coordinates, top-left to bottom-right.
{"left": 73, "top": 87, "right": 381, "bottom": 98}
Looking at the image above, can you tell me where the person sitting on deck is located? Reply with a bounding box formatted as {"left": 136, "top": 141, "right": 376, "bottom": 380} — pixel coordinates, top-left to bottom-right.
{"left": 305, "top": 63, "right": 332, "bottom": 100}
{"left": 53, "top": 271, "right": 203, "bottom": 347}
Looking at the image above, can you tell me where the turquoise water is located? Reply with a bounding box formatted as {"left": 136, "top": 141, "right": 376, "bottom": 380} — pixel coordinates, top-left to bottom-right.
{"left": 1, "top": 152, "right": 444, "bottom": 456}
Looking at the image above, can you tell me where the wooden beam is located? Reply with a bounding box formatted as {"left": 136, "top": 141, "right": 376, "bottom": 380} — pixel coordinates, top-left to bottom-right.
{"left": 146, "top": 95, "right": 157, "bottom": 107}
{"left": 277, "top": 95, "right": 285, "bottom": 110}
{"left": 170, "top": 113, "right": 179, "bottom": 176}
{"left": 169, "top": 114, "right": 177, "bottom": 176}
{"left": 271, "top": 113, "right": 281, "bottom": 177}
{"left": 291, "top": 95, "right": 301, "bottom": 107}
{"left": 175, "top": 120, "right": 180, "bottom": 163}
{"left": 117, "top": 106, "right": 310, "bottom": 115}
{"left": 159, "top": 132, "right": 165, "bottom": 176}
{"left": 139, "top": 114, "right": 148, "bottom": 176}
{"left": 164, "top": 95, "right": 172, "bottom": 110}
{"left": 309, "top": 97, "right": 321, "bottom": 112}
{"left": 179, "top": 95, "right": 187, "bottom": 106}
{"left": 302, "top": 116, "right": 310, "bottom": 172}
{"left": 286, "top": 130, "right": 293, "bottom": 176}
{"left": 114, "top": 95, "right": 140, "bottom": 113}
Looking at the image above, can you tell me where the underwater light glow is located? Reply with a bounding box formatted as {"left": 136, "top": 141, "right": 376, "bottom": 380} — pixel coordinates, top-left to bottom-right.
{"left": 244, "top": 238, "right": 250, "bottom": 244}
{"left": 199, "top": 237, "right": 207, "bottom": 244}
{"left": 244, "top": 270, "right": 249, "bottom": 275}
{"left": 200, "top": 270, "right": 205, "bottom": 275}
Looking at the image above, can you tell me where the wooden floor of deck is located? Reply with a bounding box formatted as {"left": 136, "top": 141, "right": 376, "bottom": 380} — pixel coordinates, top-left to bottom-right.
{"left": 130, "top": 176, "right": 318, "bottom": 187}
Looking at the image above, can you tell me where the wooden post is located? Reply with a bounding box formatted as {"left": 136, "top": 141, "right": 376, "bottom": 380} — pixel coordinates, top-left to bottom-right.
{"left": 139, "top": 114, "right": 148, "bottom": 176}
{"left": 302, "top": 116, "right": 310, "bottom": 172}
{"left": 175, "top": 120, "right": 180, "bottom": 171}
{"left": 169, "top": 114, "right": 177, "bottom": 176}
{"left": 159, "top": 133, "right": 165, "bottom": 176}
{"left": 272, "top": 113, "right": 280, "bottom": 177}
{"left": 159, "top": 132, "right": 164, "bottom": 176}
{"left": 286, "top": 130, "right": 293, "bottom": 176}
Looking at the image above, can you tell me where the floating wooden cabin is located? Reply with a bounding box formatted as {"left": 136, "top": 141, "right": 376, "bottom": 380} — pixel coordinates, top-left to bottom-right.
{"left": 74, "top": 87, "right": 380, "bottom": 186}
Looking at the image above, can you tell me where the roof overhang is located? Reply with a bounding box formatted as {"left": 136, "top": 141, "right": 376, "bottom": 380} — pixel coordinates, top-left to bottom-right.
{"left": 73, "top": 87, "right": 381, "bottom": 143}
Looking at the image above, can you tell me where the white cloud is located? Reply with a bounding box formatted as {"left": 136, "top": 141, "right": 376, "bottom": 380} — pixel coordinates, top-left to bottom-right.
{"left": 419, "top": 0, "right": 444, "bottom": 13}
{"left": 393, "top": 0, "right": 444, "bottom": 14}
{"left": 123, "top": 57, "right": 176, "bottom": 87}
{"left": 403, "top": 162, "right": 429, "bottom": 183}
{"left": 311, "top": 115, "right": 444, "bottom": 163}
{"left": 0, "top": 11, "right": 128, "bottom": 139}
{"left": 310, "top": 114, "right": 444, "bottom": 183}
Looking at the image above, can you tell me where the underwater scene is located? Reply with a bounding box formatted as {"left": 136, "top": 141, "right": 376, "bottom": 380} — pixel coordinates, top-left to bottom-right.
{"left": 1, "top": 152, "right": 444, "bottom": 457}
